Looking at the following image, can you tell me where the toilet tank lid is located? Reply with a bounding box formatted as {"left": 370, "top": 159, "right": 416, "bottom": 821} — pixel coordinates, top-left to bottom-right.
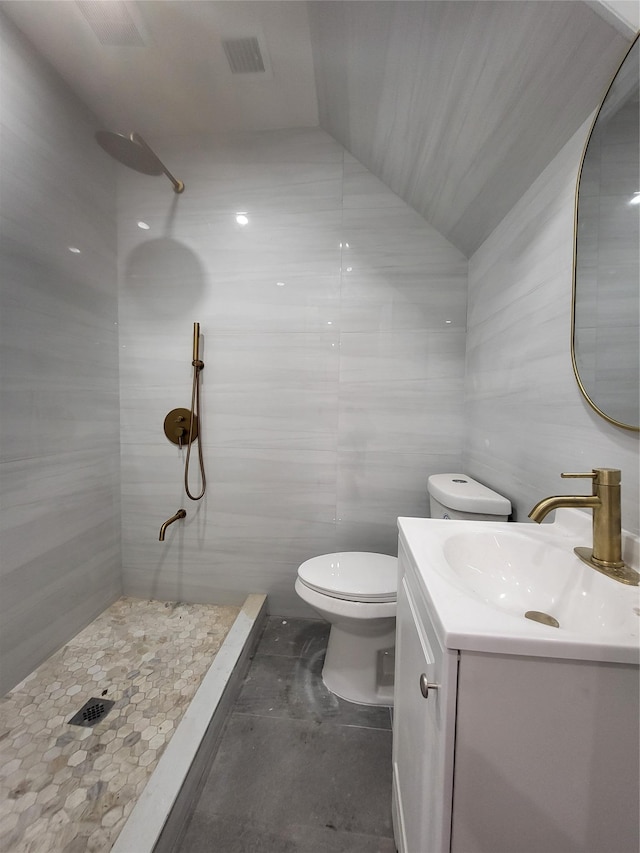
{"left": 427, "top": 474, "right": 512, "bottom": 515}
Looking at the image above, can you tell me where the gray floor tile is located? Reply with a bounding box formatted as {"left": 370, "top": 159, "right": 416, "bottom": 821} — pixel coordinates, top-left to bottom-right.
{"left": 181, "top": 813, "right": 397, "bottom": 853}
{"left": 179, "top": 617, "right": 396, "bottom": 852}
{"left": 237, "top": 652, "right": 392, "bottom": 730}
{"left": 257, "top": 616, "right": 330, "bottom": 659}
{"left": 190, "top": 714, "right": 394, "bottom": 839}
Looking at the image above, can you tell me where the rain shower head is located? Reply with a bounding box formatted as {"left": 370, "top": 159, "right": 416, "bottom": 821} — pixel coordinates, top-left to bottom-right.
{"left": 95, "top": 130, "right": 184, "bottom": 193}
{"left": 95, "top": 130, "right": 161, "bottom": 175}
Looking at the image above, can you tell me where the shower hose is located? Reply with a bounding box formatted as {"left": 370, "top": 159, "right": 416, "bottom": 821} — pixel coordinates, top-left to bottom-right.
{"left": 184, "top": 360, "right": 206, "bottom": 500}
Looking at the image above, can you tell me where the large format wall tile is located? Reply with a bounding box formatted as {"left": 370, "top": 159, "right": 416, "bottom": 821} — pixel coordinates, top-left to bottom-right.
{"left": 118, "top": 128, "right": 466, "bottom": 614}
{"left": 465, "top": 119, "right": 639, "bottom": 532}
{"left": 308, "top": 0, "right": 629, "bottom": 255}
{"left": 0, "top": 13, "right": 121, "bottom": 694}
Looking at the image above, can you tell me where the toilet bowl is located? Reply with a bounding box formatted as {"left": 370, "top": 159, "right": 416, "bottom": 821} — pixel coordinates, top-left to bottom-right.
{"left": 295, "top": 474, "right": 511, "bottom": 708}
{"left": 295, "top": 552, "right": 397, "bottom": 707}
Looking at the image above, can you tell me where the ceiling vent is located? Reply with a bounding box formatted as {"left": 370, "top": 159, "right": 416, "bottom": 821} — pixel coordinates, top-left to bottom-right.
{"left": 76, "top": 1, "right": 147, "bottom": 47}
{"left": 222, "top": 37, "right": 266, "bottom": 74}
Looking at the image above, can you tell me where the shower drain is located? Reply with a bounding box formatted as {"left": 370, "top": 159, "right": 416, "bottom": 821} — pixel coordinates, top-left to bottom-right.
{"left": 68, "top": 697, "right": 115, "bottom": 727}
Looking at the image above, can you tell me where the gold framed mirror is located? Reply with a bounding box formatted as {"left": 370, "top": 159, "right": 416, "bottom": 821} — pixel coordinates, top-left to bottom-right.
{"left": 572, "top": 33, "right": 639, "bottom": 432}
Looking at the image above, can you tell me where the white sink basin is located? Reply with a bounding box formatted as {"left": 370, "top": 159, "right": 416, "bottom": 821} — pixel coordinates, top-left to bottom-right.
{"left": 442, "top": 530, "right": 635, "bottom": 638}
{"left": 397, "top": 508, "right": 640, "bottom": 663}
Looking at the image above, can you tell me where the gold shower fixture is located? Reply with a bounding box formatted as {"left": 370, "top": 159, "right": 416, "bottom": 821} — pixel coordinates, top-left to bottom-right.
{"left": 95, "top": 130, "right": 185, "bottom": 193}
{"left": 163, "top": 408, "right": 198, "bottom": 447}
{"left": 163, "top": 323, "right": 206, "bottom": 501}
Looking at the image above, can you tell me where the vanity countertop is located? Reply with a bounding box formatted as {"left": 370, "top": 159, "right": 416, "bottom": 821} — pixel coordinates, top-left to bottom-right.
{"left": 397, "top": 508, "right": 640, "bottom": 664}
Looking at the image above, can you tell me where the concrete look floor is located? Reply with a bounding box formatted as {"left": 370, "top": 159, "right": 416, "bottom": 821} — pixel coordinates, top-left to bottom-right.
{"left": 179, "top": 617, "right": 397, "bottom": 853}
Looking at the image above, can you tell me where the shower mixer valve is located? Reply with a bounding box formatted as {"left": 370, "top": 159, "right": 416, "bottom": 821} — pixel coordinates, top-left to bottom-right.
{"left": 163, "top": 407, "right": 198, "bottom": 446}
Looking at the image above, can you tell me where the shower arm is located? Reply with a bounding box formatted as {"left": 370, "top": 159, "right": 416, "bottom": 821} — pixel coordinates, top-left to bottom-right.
{"left": 130, "top": 133, "right": 184, "bottom": 194}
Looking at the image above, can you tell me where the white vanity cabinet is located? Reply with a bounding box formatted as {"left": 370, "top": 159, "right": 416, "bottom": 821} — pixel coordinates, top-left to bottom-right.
{"left": 392, "top": 552, "right": 458, "bottom": 853}
{"left": 392, "top": 528, "right": 640, "bottom": 853}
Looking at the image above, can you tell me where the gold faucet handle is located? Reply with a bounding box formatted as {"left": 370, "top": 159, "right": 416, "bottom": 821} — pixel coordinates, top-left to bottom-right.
{"left": 561, "top": 469, "right": 620, "bottom": 485}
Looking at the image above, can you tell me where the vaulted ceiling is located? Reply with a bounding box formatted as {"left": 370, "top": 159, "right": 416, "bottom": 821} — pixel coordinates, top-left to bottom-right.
{"left": 308, "top": 1, "right": 633, "bottom": 253}
{"left": 1, "top": 1, "right": 634, "bottom": 255}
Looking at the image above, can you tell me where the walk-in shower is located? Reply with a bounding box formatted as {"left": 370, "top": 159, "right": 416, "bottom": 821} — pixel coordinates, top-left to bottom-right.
{"left": 95, "top": 130, "right": 185, "bottom": 193}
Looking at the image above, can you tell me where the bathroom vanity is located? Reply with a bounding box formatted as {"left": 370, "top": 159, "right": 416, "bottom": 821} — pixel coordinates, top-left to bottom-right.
{"left": 392, "top": 511, "right": 639, "bottom": 853}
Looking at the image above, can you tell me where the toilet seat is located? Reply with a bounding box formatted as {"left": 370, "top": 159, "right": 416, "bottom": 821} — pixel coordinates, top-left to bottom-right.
{"left": 297, "top": 551, "right": 397, "bottom": 603}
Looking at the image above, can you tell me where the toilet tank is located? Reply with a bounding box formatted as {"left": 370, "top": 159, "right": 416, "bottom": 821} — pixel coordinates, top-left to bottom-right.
{"left": 427, "top": 474, "right": 511, "bottom": 521}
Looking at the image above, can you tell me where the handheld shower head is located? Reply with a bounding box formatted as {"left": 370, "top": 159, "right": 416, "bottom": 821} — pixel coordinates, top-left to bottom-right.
{"left": 95, "top": 130, "right": 184, "bottom": 193}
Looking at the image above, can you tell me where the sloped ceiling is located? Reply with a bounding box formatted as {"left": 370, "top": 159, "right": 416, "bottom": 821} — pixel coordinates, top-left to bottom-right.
{"left": 1, "top": 1, "right": 633, "bottom": 256}
{"left": 307, "top": 1, "right": 633, "bottom": 255}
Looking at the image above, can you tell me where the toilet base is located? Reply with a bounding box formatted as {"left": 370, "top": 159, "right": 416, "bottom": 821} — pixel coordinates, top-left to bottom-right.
{"left": 322, "top": 621, "right": 396, "bottom": 706}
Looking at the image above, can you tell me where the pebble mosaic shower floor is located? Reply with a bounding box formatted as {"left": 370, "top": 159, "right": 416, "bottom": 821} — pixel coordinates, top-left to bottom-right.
{"left": 0, "top": 597, "right": 240, "bottom": 853}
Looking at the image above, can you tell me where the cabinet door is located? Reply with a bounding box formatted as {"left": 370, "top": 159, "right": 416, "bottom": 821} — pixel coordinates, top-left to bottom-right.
{"left": 393, "top": 574, "right": 456, "bottom": 853}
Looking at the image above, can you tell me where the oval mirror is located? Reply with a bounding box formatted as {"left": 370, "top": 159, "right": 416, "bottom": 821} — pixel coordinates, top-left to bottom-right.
{"left": 572, "top": 34, "right": 639, "bottom": 432}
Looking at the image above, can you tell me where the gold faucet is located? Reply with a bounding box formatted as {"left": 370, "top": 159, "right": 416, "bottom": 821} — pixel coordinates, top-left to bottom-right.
{"left": 159, "top": 508, "right": 187, "bottom": 541}
{"left": 528, "top": 469, "right": 638, "bottom": 586}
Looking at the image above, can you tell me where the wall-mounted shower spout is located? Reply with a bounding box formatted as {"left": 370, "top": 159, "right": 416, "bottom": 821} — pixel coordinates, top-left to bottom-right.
{"left": 95, "top": 130, "right": 185, "bottom": 193}
{"left": 159, "top": 508, "right": 186, "bottom": 541}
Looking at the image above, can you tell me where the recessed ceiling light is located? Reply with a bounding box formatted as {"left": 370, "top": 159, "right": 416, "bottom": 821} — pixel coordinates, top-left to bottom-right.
{"left": 137, "top": 221, "right": 150, "bottom": 230}
{"left": 68, "top": 246, "right": 81, "bottom": 254}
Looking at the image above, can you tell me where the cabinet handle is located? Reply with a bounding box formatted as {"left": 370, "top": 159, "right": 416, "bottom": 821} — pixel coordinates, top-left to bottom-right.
{"left": 419, "top": 673, "right": 439, "bottom": 698}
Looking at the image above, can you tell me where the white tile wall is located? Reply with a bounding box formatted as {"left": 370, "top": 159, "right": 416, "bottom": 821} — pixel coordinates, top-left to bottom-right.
{"left": 117, "top": 129, "right": 467, "bottom": 614}
{"left": 465, "top": 118, "right": 639, "bottom": 534}
{"left": 0, "top": 13, "right": 122, "bottom": 694}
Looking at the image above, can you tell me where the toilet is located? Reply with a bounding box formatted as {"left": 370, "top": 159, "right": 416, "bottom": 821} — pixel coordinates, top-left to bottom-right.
{"left": 295, "top": 474, "right": 511, "bottom": 707}
{"left": 295, "top": 552, "right": 398, "bottom": 707}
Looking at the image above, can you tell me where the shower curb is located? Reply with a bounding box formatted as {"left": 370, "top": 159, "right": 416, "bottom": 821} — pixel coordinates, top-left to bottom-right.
{"left": 111, "top": 593, "right": 268, "bottom": 853}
